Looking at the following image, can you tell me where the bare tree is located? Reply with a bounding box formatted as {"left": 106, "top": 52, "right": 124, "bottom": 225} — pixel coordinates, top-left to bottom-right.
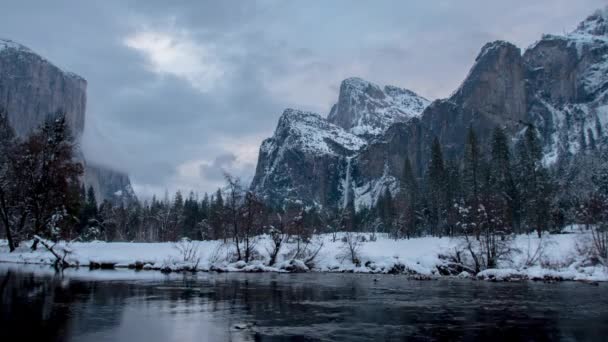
{"left": 224, "top": 173, "right": 244, "bottom": 260}
{"left": 456, "top": 200, "right": 514, "bottom": 273}
{"left": 240, "top": 191, "right": 264, "bottom": 262}
{"left": 266, "top": 212, "right": 292, "bottom": 266}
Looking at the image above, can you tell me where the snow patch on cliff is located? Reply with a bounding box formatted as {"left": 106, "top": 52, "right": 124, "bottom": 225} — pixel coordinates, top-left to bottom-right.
{"left": 275, "top": 108, "right": 366, "bottom": 156}
{"left": 328, "top": 77, "right": 429, "bottom": 137}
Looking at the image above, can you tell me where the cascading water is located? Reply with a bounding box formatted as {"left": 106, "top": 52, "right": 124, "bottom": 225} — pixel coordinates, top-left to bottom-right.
{"left": 343, "top": 157, "right": 352, "bottom": 209}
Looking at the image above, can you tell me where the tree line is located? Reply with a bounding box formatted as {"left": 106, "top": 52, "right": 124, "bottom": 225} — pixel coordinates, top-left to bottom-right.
{"left": 1, "top": 104, "right": 607, "bottom": 267}
{"left": 366, "top": 123, "right": 608, "bottom": 240}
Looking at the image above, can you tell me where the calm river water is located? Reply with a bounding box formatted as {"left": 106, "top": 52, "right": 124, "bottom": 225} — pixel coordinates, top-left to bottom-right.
{"left": 1, "top": 264, "right": 607, "bottom": 341}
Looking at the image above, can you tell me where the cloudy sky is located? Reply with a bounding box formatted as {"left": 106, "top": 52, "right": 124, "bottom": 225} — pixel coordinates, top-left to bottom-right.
{"left": 0, "top": 0, "right": 604, "bottom": 198}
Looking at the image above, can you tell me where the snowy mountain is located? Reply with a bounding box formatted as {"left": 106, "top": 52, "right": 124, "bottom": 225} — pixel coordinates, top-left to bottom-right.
{"left": 328, "top": 77, "right": 430, "bottom": 138}
{"left": 0, "top": 38, "right": 136, "bottom": 204}
{"left": 251, "top": 108, "right": 365, "bottom": 208}
{"left": 523, "top": 8, "right": 608, "bottom": 163}
{"left": 251, "top": 7, "right": 608, "bottom": 211}
{"left": 251, "top": 79, "right": 428, "bottom": 209}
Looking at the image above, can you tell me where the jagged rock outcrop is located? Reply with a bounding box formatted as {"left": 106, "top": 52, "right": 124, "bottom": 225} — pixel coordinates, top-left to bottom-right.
{"left": 252, "top": 7, "right": 608, "bottom": 211}
{"left": 0, "top": 38, "right": 135, "bottom": 204}
{"left": 357, "top": 8, "right": 608, "bottom": 194}
{"left": 252, "top": 80, "right": 429, "bottom": 209}
{"left": 251, "top": 108, "right": 365, "bottom": 208}
{"left": 522, "top": 8, "right": 608, "bottom": 162}
{"left": 328, "top": 77, "right": 429, "bottom": 138}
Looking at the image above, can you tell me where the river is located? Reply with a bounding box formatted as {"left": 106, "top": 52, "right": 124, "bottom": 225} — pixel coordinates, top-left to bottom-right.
{"left": 1, "top": 264, "right": 607, "bottom": 341}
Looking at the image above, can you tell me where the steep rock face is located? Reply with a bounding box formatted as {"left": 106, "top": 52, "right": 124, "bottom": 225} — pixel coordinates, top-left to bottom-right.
{"left": 0, "top": 39, "right": 135, "bottom": 204}
{"left": 523, "top": 8, "right": 608, "bottom": 161}
{"left": 351, "top": 119, "right": 425, "bottom": 209}
{"left": 0, "top": 39, "right": 86, "bottom": 138}
{"left": 251, "top": 109, "right": 365, "bottom": 208}
{"left": 425, "top": 41, "right": 528, "bottom": 155}
{"left": 359, "top": 9, "right": 608, "bottom": 186}
{"left": 252, "top": 7, "right": 608, "bottom": 210}
{"left": 450, "top": 41, "right": 528, "bottom": 132}
{"left": 328, "top": 77, "right": 429, "bottom": 138}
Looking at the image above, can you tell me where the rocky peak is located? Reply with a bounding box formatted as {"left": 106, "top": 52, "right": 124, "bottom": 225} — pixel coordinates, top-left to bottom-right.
{"left": 271, "top": 108, "right": 365, "bottom": 156}
{"left": 0, "top": 38, "right": 33, "bottom": 54}
{"left": 252, "top": 108, "right": 365, "bottom": 208}
{"left": 327, "top": 77, "right": 429, "bottom": 138}
{"left": 251, "top": 7, "right": 608, "bottom": 211}
{"left": 573, "top": 7, "right": 608, "bottom": 37}
{"left": 451, "top": 40, "right": 527, "bottom": 125}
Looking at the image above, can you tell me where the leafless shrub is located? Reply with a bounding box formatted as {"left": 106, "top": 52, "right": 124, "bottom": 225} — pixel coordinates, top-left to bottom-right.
{"left": 286, "top": 235, "right": 324, "bottom": 269}
{"left": 521, "top": 234, "right": 552, "bottom": 268}
{"left": 338, "top": 232, "right": 362, "bottom": 266}
{"left": 208, "top": 242, "right": 232, "bottom": 265}
{"left": 174, "top": 238, "right": 200, "bottom": 266}
{"left": 575, "top": 231, "right": 607, "bottom": 267}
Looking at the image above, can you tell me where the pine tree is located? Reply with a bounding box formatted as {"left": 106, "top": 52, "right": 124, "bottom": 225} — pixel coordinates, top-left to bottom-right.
{"left": 516, "top": 127, "right": 553, "bottom": 236}
{"left": 210, "top": 188, "right": 225, "bottom": 241}
{"left": 427, "top": 137, "right": 446, "bottom": 236}
{"left": 86, "top": 186, "right": 98, "bottom": 212}
{"left": 489, "top": 126, "right": 518, "bottom": 231}
{"left": 463, "top": 125, "right": 481, "bottom": 202}
{"left": 182, "top": 191, "right": 200, "bottom": 239}
{"left": 379, "top": 187, "right": 394, "bottom": 230}
{"left": 401, "top": 157, "right": 418, "bottom": 238}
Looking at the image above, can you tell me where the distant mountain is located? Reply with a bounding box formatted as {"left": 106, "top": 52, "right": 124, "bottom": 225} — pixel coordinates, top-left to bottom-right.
{"left": 252, "top": 7, "right": 608, "bottom": 211}
{"left": 0, "top": 38, "right": 136, "bottom": 205}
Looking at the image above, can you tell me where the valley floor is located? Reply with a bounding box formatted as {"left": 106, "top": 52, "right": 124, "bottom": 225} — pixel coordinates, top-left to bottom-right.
{"left": 0, "top": 228, "right": 606, "bottom": 282}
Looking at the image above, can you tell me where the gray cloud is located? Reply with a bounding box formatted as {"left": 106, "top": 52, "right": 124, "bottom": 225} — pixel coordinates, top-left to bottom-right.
{"left": 0, "top": 0, "right": 605, "bottom": 198}
{"left": 201, "top": 153, "right": 240, "bottom": 182}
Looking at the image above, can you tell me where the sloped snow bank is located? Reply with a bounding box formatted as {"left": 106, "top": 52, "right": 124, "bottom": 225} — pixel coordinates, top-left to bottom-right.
{"left": 0, "top": 230, "right": 606, "bottom": 282}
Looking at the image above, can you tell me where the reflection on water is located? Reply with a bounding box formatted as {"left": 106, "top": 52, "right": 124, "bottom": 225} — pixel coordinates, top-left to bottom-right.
{"left": 1, "top": 264, "right": 607, "bottom": 341}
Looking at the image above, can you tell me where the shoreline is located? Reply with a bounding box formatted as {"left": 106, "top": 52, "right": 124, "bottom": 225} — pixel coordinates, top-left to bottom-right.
{"left": 1, "top": 231, "right": 607, "bottom": 283}
{"left": 0, "top": 259, "right": 604, "bottom": 284}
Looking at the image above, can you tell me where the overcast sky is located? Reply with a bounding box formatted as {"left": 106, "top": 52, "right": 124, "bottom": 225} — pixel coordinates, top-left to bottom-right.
{"left": 0, "top": 0, "right": 605, "bottom": 198}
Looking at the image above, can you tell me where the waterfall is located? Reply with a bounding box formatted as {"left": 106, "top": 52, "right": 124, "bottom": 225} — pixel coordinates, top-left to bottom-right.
{"left": 343, "top": 157, "right": 352, "bottom": 209}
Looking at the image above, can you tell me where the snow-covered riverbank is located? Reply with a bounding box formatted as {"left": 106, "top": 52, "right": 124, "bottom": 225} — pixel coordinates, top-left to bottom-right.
{"left": 0, "top": 230, "right": 606, "bottom": 282}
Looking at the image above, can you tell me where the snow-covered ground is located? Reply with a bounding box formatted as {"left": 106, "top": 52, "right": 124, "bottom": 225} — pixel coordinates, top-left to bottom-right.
{"left": 0, "top": 229, "right": 606, "bottom": 282}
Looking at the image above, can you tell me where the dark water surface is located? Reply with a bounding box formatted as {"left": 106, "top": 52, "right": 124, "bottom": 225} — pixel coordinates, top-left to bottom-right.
{"left": 1, "top": 264, "right": 607, "bottom": 341}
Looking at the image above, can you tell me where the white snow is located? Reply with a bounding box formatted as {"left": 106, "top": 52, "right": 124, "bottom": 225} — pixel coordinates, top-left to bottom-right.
{"left": 329, "top": 77, "right": 430, "bottom": 137}
{"left": 0, "top": 38, "right": 84, "bottom": 83}
{"left": 277, "top": 109, "right": 366, "bottom": 156}
{"left": 2, "top": 228, "right": 605, "bottom": 282}
{"left": 0, "top": 38, "right": 32, "bottom": 53}
{"left": 255, "top": 108, "right": 366, "bottom": 192}
{"left": 581, "top": 55, "right": 608, "bottom": 95}
{"left": 354, "top": 162, "right": 400, "bottom": 210}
